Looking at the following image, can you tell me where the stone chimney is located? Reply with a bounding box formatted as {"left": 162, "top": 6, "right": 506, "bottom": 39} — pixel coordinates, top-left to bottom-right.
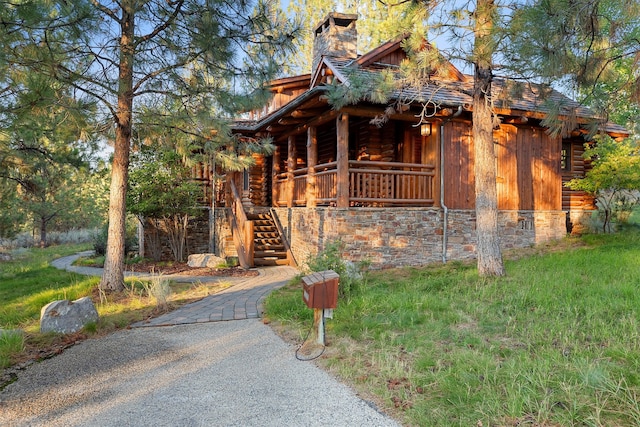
{"left": 312, "top": 12, "right": 358, "bottom": 73}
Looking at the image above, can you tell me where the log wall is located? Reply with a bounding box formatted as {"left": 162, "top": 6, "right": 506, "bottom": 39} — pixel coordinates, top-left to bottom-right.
{"left": 444, "top": 121, "right": 563, "bottom": 211}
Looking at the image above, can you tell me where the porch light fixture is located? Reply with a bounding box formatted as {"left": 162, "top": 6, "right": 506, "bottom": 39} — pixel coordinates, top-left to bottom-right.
{"left": 420, "top": 122, "right": 432, "bottom": 137}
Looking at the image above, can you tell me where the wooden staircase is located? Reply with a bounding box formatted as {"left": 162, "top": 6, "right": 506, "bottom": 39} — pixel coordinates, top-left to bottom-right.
{"left": 247, "top": 211, "right": 289, "bottom": 266}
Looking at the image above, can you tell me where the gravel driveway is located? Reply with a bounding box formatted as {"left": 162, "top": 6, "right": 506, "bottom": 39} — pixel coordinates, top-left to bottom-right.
{"left": 0, "top": 320, "right": 399, "bottom": 427}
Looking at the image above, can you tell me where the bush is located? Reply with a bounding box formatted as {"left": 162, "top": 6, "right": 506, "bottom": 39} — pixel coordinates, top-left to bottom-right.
{"left": 0, "top": 229, "right": 97, "bottom": 251}
{"left": 93, "top": 223, "right": 137, "bottom": 256}
{"left": 305, "top": 240, "right": 369, "bottom": 300}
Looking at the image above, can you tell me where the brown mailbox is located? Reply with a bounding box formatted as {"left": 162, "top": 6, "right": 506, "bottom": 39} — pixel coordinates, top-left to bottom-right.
{"left": 302, "top": 270, "right": 339, "bottom": 309}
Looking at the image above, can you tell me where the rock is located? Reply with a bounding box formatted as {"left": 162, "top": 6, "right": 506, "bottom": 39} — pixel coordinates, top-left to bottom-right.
{"left": 187, "top": 253, "right": 226, "bottom": 268}
{"left": 40, "top": 297, "right": 99, "bottom": 334}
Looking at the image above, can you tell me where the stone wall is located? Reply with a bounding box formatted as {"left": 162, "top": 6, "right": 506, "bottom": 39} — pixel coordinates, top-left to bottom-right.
{"left": 270, "top": 207, "right": 568, "bottom": 269}
{"left": 142, "top": 209, "right": 212, "bottom": 261}
{"left": 211, "top": 208, "right": 237, "bottom": 259}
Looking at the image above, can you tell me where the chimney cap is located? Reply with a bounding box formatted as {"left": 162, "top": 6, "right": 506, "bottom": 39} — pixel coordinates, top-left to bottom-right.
{"left": 314, "top": 12, "right": 358, "bottom": 37}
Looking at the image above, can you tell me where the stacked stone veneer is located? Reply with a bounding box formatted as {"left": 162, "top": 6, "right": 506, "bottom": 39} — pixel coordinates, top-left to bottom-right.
{"left": 311, "top": 13, "right": 357, "bottom": 73}
{"left": 142, "top": 210, "right": 213, "bottom": 261}
{"left": 269, "top": 207, "right": 567, "bottom": 269}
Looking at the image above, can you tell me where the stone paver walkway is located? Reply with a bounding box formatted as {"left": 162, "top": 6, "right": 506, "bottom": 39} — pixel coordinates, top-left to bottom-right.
{"left": 132, "top": 266, "right": 297, "bottom": 327}
{"left": 52, "top": 252, "right": 298, "bottom": 327}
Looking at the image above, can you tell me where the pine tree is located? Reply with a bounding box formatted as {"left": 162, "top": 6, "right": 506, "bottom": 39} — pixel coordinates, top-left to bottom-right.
{"left": 2, "top": 0, "right": 297, "bottom": 290}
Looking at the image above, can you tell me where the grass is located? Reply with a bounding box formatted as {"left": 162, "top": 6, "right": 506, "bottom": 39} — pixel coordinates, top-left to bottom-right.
{"left": 265, "top": 230, "right": 640, "bottom": 426}
{"left": 0, "top": 244, "right": 233, "bottom": 372}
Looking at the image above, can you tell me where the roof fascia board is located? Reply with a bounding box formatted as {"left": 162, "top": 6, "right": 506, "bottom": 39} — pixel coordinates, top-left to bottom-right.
{"left": 355, "top": 35, "right": 408, "bottom": 67}
{"left": 233, "top": 86, "right": 327, "bottom": 132}
{"left": 310, "top": 57, "right": 350, "bottom": 88}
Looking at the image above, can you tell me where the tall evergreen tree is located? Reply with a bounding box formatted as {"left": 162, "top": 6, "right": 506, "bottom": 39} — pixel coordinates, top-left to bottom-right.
{"left": 2, "top": 0, "right": 297, "bottom": 291}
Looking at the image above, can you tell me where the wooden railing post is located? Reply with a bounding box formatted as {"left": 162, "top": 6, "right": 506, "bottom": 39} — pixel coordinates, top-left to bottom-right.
{"left": 272, "top": 147, "right": 280, "bottom": 207}
{"left": 306, "top": 126, "right": 317, "bottom": 208}
{"left": 336, "top": 113, "right": 349, "bottom": 208}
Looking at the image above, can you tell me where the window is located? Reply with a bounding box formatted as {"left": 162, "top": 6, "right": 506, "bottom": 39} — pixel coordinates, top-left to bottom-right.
{"left": 561, "top": 141, "right": 571, "bottom": 172}
{"left": 243, "top": 169, "right": 250, "bottom": 191}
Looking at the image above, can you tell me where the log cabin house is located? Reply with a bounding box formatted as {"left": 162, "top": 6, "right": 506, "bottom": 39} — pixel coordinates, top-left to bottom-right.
{"left": 195, "top": 13, "right": 630, "bottom": 269}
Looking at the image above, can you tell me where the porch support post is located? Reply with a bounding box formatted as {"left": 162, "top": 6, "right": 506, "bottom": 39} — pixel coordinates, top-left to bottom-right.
{"left": 306, "top": 126, "right": 317, "bottom": 207}
{"left": 272, "top": 147, "right": 280, "bottom": 207}
{"left": 336, "top": 113, "right": 349, "bottom": 208}
{"left": 286, "top": 135, "right": 296, "bottom": 208}
{"left": 433, "top": 122, "right": 441, "bottom": 207}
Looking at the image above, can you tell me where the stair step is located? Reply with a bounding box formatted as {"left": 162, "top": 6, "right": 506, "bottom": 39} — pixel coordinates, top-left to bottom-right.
{"left": 255, "top": 243, "right": 285, "bottom": 250}
{"left": 254, "top": 232, "right": 279, "bottom": 239}
{"left": 254, "top": 225, "right": 276, "bottom": 232}
{"left": 252, "top": 220, "right": 275, "bottom": 227}
{"left": 255, "top": 237, "right": 282, "bottom": 244}
{"left": 254, "top": 250, "right": 287, "bottom": 258}
{"left": 254, "top": 258, "right": 290, "bottom": 266}
{"left": 247, "top": 212, "right": 272, "bottom": 220}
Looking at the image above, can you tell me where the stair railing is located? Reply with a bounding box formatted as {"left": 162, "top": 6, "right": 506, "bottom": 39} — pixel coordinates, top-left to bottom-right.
{"left": 229, "top": 179, "right": 254, "bottom": 268}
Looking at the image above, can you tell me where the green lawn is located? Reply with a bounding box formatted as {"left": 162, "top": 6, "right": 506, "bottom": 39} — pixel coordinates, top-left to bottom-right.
{"left": 265, "top": 230, "right": 640, "bottom": 426}
{"left": 0, "top": 243, "right": 234, "bottom": 372}
{"left": 0, "top": 244, "right": 97, "bottom": 330}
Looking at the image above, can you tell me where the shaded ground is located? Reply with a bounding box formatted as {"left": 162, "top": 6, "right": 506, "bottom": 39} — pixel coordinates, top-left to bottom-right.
{"left": 124, "top": 261, "right": 259, "bottom": 277}
{"left": 79, "top": 257, "right": 260, "bottom": 277}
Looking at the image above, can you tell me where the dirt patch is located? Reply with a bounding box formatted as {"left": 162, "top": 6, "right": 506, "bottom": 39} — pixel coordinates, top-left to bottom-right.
{"left": 122, "top": 261, "right": 259, "bottom": 278}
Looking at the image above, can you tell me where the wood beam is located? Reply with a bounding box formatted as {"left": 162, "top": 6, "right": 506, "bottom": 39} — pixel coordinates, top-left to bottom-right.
{"left": 277, "top": 117, "right": 306, "bottom": 126}
{"left": 286, "top": 135, "right": 296, "bottom": 208}
{"left": 272, "top": 147, "right": 281, "bottom": 207}
{"left": 306, "top": 126, "right": 318, "bottom": 208}
{"left": 341, "top": 105, "right": 442, "bottom": 123}
{"left": 291, "top": 108, "right": 325, "bottom": 119}
{"left": 276, "top": 110, "right": 338, "bottom": 143}
{"left": 336, "top": 113, "right": 349, "bottom": 208}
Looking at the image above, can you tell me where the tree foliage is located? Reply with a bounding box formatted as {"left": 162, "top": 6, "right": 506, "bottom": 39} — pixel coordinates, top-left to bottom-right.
{"left": 504, "top": 0, "right": 640, "bottom": 135}
{"left": 566, "top": 137, "right": 640, "bottom": 232}
{"left": 0, "top": 70, "right": 101, "bottom": 245}
{"left": 127, "top": 146, "right": 201, "bottom": 262}
{"left": 1, "top": 0, "right": 298, "bottom": 290}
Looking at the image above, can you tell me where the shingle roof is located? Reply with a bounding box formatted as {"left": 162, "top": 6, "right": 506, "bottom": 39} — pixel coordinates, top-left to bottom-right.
{"left": 326, "top": 57, "right": 629, "bottom": 135}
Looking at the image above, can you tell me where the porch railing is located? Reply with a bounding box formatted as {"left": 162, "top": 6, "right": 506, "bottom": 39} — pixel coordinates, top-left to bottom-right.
{"left": 274, "top": 160, "right": 435, "bottom": 207}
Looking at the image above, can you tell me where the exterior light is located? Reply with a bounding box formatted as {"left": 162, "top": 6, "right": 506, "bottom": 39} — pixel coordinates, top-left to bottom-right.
{"left": 420, "top": 122, "right": 432, "bottom": 137}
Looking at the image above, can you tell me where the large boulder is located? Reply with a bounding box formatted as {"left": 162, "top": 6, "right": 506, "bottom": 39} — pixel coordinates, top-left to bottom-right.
{"left": 187, "top": 253, "right": 226, "bottom": 268}
{"left": 40, "top": 297, "right": 99, "bottom": 334}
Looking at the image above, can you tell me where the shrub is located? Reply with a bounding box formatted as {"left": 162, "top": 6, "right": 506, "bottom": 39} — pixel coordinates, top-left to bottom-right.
{"left": 305, "top": 240, "right": 369, "bottom": 300}
{"left": 93, "top": 223, "right": 137, "bottom": 256}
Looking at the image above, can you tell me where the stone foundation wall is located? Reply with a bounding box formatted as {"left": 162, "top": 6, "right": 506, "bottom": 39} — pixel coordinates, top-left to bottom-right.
{"left": 142, "top": 210, "right": 212, "bottom": 261}
{"left": 270, "top": 207, "right": 568, "bottom": 269}
{"left": 211, "top": 208, "right": 237, "bottom": 259}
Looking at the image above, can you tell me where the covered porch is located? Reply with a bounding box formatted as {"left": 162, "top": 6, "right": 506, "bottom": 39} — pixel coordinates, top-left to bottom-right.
{"left": 269, "top": 112, "right": 441, "bottom": 209}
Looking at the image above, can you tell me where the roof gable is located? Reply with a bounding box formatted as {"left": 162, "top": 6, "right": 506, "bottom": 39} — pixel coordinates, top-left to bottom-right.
{"left": 355, "top": 35, "right": 466, "bottom": 82}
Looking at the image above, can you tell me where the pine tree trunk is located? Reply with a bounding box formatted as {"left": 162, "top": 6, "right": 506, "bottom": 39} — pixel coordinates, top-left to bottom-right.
{"left": 39, "top": 215, "right": 47, "bottom": 248}
{"left": 473, "top": 0, "right": 505, "bottom": 277}
{"left": 100, "top": 5, "right": 135, "bottom": 292}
